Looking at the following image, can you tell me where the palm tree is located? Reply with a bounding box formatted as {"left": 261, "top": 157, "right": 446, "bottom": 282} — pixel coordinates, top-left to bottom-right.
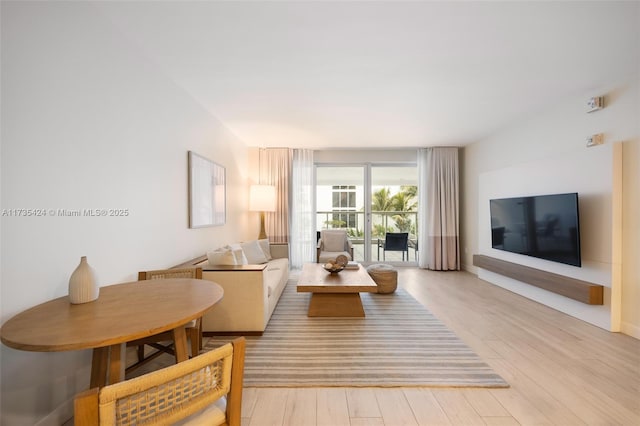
{"left": 400, "top": 185, "right": 417, "bottom": 199}
{"left": 371, "top": 186, "right": 418, "bottom": 235}
{"left": 391, "top": 191, "right": 417, "bottom": 213}
{"left": 391, "top": 189, "right": 417, "bottom": 233}
{"left": 372, "top": 188, "right": 394, "bottom": 212}
{"left": 371, "top": 188, "right": 394, "bottom": 237}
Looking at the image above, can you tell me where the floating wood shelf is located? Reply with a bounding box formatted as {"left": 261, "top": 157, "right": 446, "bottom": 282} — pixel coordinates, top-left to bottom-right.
{"left": 473, "top": 254, "right": 604, "bottom": 305}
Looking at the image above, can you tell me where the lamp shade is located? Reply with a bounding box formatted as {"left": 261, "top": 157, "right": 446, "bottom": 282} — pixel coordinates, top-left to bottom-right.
{"left": 249, "top": 185, "right": 276, "bottom": 212}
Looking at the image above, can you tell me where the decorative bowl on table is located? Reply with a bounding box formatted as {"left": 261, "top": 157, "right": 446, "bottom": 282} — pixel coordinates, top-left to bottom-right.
{"left": 322, "top": 255, "right": 349, "bottom": 274}
{"left": 322, "top": 262, "right": 345, "bottom": 274}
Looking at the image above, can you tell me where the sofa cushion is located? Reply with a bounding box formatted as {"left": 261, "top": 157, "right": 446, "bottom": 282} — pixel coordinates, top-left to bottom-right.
{"left": 241, "top": 240, "right": 269, "bottom": 264}
{"left": 265, "top": 258, "right": 288, "bottom": 300}
{"left": 226, "top": 244, "right": 248, "bottom": 265}
{"left": 258, "top": 239, "right": 273, "bottom": 260}
{"left": 318, "top": 251, "right": 352, "bottom": 263}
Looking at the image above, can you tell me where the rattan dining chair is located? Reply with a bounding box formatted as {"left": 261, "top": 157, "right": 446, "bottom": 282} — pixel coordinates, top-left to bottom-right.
{"left": 126, "top": 267, "right": 203, "bottom": 375}
{"left": 75, "top": 337, "right": 245, "bottom": 426}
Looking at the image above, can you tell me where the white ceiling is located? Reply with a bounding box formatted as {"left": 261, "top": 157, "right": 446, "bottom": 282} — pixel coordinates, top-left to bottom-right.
{"left": 96, "top": 1, "right": 639, "bottom": 150}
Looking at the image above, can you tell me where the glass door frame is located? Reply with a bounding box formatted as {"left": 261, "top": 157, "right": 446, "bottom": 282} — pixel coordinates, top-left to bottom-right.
{"left": 315, "top": 162, "right": 417, "bottom": 264}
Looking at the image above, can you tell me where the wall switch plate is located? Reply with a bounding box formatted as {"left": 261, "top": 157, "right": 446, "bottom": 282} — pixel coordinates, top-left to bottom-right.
{"left": 586, "top": 133, "right": 604, "bottom": 147}
{"left": 587, "top": 96, "right": 604, "bottom": 113}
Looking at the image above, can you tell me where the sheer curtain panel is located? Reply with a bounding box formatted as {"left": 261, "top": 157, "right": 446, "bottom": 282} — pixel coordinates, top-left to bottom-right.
{"left": 417, "top": 147, "right": 460, "bottom": 270}
{"left": 259, "top": 148, "right": 293, "bottom": 243}
{"left": 290, "top": 149, "right": 315, "bottom": 269}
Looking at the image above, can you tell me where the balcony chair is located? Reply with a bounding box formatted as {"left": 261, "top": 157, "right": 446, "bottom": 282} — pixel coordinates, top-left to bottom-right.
{"left": 75, "top": 337, "right": 245, "bottom": 426}
{"left": 126, "top": 267, "right": 203, "bottom": 375}
{"left": 317, "top": 229, "right": 354, "bottom": 263}
{"left": 378, "top": 232, "right": 410, "bottom": 261}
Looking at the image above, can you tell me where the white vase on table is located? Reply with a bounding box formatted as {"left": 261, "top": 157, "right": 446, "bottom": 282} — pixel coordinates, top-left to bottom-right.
{"left": 68, "top": 256, "right": 99, "bottom": 304}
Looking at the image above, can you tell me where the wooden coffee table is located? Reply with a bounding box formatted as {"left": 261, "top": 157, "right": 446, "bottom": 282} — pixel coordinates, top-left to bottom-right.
{"left": 297, "top": 263, "right": 378, "bottom": 317}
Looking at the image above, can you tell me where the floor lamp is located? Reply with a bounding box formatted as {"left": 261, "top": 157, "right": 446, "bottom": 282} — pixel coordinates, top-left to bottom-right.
{"left": 249, "top": 185, "right": 276, "bottom": 240}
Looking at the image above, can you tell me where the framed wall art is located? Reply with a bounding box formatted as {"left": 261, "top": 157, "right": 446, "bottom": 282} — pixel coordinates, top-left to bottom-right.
{"left": 188, "top": 151, "right": 226, "bottom": 228}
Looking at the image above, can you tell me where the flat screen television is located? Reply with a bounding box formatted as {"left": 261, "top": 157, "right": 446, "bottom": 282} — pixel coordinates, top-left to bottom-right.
{"left": 489, "top": 192, "right": 581, "bottom": 267}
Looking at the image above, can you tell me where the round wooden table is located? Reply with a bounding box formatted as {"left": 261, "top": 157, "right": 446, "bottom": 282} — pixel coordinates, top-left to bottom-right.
{"left": 0, "top": 278, "right": 223, "bottom": 387}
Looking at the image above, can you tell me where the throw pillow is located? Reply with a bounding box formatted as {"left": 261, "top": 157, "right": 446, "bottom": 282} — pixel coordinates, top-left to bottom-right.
{"left": 227, "top": 244, "right": 248, "bottom": 265}
{"left": 207, "top": 248, "right": 236, "bottom": 266}
{"left": 322, "top": 231, "right": 346, "bottom": 252}
{"left": 241, "top": 240, "right": 269, "bottom": 264}
{"left": 258, "top": 238, "right": 272, "bottom": 260}
{"left": 236, "top": 248, "right": 248, "bottom": 265}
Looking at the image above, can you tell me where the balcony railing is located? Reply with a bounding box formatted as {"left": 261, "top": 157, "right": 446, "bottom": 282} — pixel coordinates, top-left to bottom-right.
{"left": 317, "top": 210, "right": 418, "bottom": 262}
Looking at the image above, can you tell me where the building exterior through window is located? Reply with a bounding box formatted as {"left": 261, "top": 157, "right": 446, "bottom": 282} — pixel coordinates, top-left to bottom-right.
{"left": 332, "top": 185, "right": 357, "bottom": 228}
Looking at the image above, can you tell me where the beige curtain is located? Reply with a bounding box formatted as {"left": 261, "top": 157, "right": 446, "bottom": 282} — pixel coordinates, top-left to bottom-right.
{"left": 417, "top": 147, "right": 460, "bottom": 270}
{"left": 259, "top": 148, "right": 293, "bottom": 243}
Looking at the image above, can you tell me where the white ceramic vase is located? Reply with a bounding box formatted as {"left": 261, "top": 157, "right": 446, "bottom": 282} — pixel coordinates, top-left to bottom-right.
{"left": 68, "top": 256, "right": 99, "bottom": 304}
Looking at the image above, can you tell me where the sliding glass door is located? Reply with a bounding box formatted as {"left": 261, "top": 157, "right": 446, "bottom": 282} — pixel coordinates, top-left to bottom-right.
{"left": 316, "top": 164, "right": 418, "bottom": 264}
{"left": 371, "top": 165, "right": 418, "bottom": 263}
{"left": 316, "top": 166, "right": 366, "bottom": 260}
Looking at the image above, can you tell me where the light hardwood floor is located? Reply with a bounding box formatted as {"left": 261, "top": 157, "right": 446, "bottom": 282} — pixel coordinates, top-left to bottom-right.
{"left": 237, "top": 267, "right": 639, "bottom": 426}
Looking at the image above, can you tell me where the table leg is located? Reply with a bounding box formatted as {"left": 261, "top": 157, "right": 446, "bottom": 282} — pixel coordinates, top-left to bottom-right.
{"left": 308, "top": 293, "right": 366, "bottom": 317}
{"left": 90, "top": 347, "right": 108, "bottom": 388}
{"left": 172, "top": 326, "right": 189, "bottom": 362}
{"left": 107, "top": 343, "right": 125, "bottom": 385}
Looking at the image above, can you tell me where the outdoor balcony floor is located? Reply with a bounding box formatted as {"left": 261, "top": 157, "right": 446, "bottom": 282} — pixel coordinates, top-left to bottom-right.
{"left": 351, "top": 241, "right": 418, "bottom": 264}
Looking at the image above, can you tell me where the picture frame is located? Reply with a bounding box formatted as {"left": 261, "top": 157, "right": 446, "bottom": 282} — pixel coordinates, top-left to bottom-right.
{"left": 188, "top": 151, "right": 226, "bottom": 228}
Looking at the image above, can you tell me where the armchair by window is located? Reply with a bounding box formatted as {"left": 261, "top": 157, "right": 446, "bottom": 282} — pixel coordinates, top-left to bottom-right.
{"left": 317, "top": 229, "right": 354, "bottom": 263}
{"left": 378, "top": 232, "right": 409, "bottom": 261}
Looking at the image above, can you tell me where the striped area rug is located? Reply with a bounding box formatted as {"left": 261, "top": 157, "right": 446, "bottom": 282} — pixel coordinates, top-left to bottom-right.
{"left": 203, "top": 279, "right": 508, "bottom": 388}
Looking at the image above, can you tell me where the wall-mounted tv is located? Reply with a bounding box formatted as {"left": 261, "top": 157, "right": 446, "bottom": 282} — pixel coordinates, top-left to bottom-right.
{"left": 489, "top": 192, "right": 581, "bottom": 267}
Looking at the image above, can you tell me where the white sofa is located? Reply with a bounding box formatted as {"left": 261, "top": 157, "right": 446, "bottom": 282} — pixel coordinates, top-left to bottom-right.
{"left": 177, "top": 244, "right": 289, "bottom": 334}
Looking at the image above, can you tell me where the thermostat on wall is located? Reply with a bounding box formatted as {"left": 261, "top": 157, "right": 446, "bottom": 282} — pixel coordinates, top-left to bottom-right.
{"left": 587, "top": 96, "right": 604, "bottom": 113}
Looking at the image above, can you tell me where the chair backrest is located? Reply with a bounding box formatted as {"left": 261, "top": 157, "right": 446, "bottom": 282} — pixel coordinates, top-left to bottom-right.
{"left": 320, "top": 229, "right": 348, "bottom": 252}
{"left": 385, "top": 232, "right": 409, "bottom": 250}
{"left": 138, "top": 267, "right": 202, "bottom": 281}
{"left": 74, "top": 337, "right": 246, "bottom": 426}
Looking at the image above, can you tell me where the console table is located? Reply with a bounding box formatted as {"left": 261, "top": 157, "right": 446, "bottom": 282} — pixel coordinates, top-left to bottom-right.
{"left": 473, "top": 254, "right": 603, "bottom": 304}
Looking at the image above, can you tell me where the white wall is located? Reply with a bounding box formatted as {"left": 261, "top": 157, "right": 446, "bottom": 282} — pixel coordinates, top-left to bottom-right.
{"left": 314, "top": 149, "right": 417, "bottom": 164}
{"left": 462, "top": 78, "right": 639, "bottom": 336}
{"left": 1, "top": 2, "right": 251, "bottom": 424}
{"left": 477, "top": 144, "right": 619, "bottom": 329}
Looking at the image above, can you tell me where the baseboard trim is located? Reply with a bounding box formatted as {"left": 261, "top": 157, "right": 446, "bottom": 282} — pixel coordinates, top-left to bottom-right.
{"left": 35, "top": 398, "right": 73, "bottom": 426}
{"left": 621, "top": 321, "right": 640, "bottom": 340}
